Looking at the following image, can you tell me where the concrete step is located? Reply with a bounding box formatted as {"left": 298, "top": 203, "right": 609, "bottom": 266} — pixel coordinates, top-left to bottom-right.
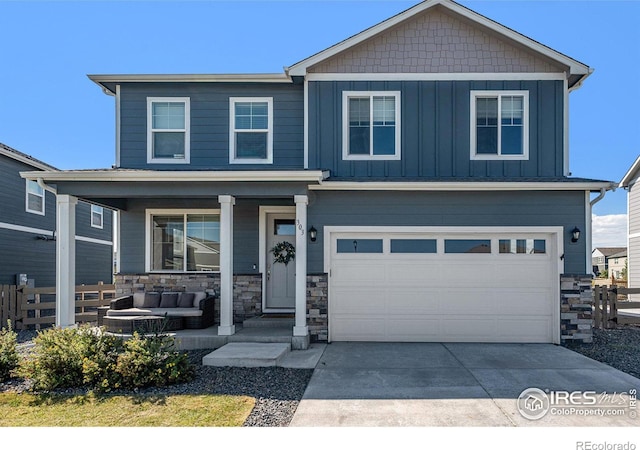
{"left": 243, "top": 316, "right": 294, "bottom": 328}
{"left": 202, "top": 342, "right": 291, "bottom": 367}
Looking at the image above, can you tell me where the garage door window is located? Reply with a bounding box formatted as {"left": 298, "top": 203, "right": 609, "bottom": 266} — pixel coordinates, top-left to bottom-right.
{"left": 499, "top": 239, "right": 546, "bottom": 254}
{"left": 444, "top": 239, "right": 491, "bottom": 254}
{"left": 337, "top": 239, "right": 383, "bottom": 253}
{"left": 390, "top": 239, "right": 437, "bottom": 253}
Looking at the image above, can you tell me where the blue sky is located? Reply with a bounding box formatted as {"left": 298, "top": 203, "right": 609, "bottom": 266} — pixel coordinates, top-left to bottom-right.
{"left": 1, "top": 0, "right": 638, "bottom": 244}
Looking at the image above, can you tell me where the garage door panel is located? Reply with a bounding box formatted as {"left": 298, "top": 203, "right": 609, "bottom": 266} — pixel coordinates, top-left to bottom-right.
{"left": 386, "top": 263, "right": 441, "bottom": 284}
{"left": 438, "top": 289, "right": 499, "bottom": 314}
{"left": 332, "top": 288, "right": 386, "bottom": 313}
{"left": 500, "top": 289, "right": 553, "bottom": 314}
{"left": 384, "top": 289, "right": 442, "bottom": 314}
{"left": 329, "top": 231, "right": 557, "bottom": 343}
{"left": 497, "top": 318, "right": 552, "bottom": 342}
{"left": 332, "top": 263, "right": 386, "bottom": 284}
{"left": 386, "top": 318, "right": 443, "bottom": 341}
{"left": 332, "top": 316, "right": 387, "bottom": 341}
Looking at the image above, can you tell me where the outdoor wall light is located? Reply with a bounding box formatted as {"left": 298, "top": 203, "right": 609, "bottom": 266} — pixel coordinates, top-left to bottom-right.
{"left": 308, "top": 226, "right": 317, "bottom": 242}
{"left": 571, "top": 227, "right": 581, "bottom": 243}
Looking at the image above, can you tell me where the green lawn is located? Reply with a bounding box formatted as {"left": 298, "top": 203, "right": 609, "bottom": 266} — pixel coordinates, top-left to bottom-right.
{"left": 0, "top": 392, "right": 255, "bottom": 427}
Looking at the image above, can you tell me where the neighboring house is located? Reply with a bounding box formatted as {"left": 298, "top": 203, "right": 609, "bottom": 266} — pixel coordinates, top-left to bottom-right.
{"left": 607, "top": 250, "right": 627, "bottom": 279}
{"left": 621, "top": 155, "right": 640, "bottom": 293}
{"left": 592, "top": 247, "right": 626, "bottom": 277}
{"left": 21, "top": 0, "right": 615, "bottom": 346}
{"left": 0, "top": 142, "right": 114, "bottom": 287}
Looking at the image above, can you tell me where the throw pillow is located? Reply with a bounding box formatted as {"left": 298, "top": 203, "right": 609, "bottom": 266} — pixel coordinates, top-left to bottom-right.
{"left": 177, "top": 292, "right": 195, "bottom": 308}
{"left": 160, "top": 292, "right": 179, "bottom": 308}
{"left": 132, "top": 292, "right": 145, "bottom": 308}
{"left": 141, "top": 292, "right": 160, "bottom": 308}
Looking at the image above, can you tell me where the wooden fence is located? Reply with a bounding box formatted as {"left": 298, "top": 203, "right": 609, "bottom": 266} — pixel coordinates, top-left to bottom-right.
{"left": 593, "top": 285, "right": 640, "bottom": 329}
{"left": 0, "top": 282, "right": 116, "bottom": 330}
{"left": 592, "top": 277, "right": 628, "bottom": 289}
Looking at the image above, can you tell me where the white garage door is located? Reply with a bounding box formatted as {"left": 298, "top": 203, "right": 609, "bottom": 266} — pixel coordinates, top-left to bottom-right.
{"left": 328, "top": 228, "right": 561, "bottom": 343}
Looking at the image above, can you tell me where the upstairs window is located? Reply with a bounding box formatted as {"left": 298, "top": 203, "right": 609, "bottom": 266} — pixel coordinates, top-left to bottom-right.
{"left": 147, "top": 97, "right": 190, "bottom": 163}
{"left": 471, "top": 91, "right": 528, "bottom": 160}
{"left": 343, "top": 91, "right": 401, "bottom": 160}
{"left": 25, "top": 180, "right": 45, "bottom": 215}
{"left": 91, "top": 205, "right": 104, "bottom": 229}
{"left": 229, "top": 97, "right": 273, "bottom": 164}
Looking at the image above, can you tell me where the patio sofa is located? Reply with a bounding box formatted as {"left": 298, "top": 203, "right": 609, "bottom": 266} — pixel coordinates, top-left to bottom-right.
{"left": 99, "top": 291, "right": 216, "bottom": 330}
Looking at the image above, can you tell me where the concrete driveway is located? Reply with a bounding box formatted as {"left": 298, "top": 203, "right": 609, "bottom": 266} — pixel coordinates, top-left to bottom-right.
{"left": 290, "top": 342, "right": 640, "bottom": 426}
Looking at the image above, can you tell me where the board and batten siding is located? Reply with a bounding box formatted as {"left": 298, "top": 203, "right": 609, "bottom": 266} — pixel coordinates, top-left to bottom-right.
{"left": 308, "top": 80, "right": 564, "bottom": 178}
{"left": 306, "top": 190, "right": 586, "bottom": 274}
{"left": 118, "top": 83, "right": 304, "bottom": 170}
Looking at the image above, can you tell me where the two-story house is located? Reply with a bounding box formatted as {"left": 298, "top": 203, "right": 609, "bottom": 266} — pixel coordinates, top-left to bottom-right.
{"left": 1, "top": 142, "right": 114, "bottom": 287}
{"left": 21, "top": 0, "right": 614, "bottom": 347}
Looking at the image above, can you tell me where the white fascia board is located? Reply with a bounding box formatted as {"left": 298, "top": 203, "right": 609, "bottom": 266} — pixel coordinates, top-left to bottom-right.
{"left": 89, "top": 74, "right": 292, "bottom": 93}
{"left": 20, "top": 170, "right": 329, "bottom": 183}
{"left": 309, "top": 181, "right": 614, "bottom": 192}
{"left": 287, "top": 0, "right": 590, "bottom": 78}
{"left": 620, "top": 155, "right": 640, "bottom": 187}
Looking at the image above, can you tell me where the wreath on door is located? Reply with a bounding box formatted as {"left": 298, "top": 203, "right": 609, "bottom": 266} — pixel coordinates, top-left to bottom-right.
{"left": 270, "top": 241, "right": 295, "bottom": 265}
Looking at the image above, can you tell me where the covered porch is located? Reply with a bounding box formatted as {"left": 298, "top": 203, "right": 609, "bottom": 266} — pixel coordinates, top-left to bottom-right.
{"left": 20, "top": 169, "right": 329, "bottom": 350}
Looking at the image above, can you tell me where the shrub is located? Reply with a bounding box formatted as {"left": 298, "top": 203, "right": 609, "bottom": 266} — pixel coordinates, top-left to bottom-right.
{"left": 115, "top": 332, "right": 194, "bottom": 388}
{"left": 18, "top": 324, "right": 193, "bottom": 392}
{"left": 19, "top": 325, "right": 123, "bottom": 391}
{"left": 0, "top": 320, "right": 18, "bottom": 382}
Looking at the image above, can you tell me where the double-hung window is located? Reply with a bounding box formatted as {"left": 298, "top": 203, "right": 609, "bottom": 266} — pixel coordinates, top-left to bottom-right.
{"left": 471, "top": 91, "right": 529, "bottom": 160}
{"left": 25, "top": 180, "right": 45, "bottom": 215}
{"left": 343, "top": 91, "right": 401, "bottom": 160}
{"left": 91, "top": 205, "right": 104, "bottom": 229}
{"left": 229, "top": 97, "right": 273, "bottom": 164}
{"left": 147, "top": 97, "right": 190, "bottom": 163}
{"left": 147, "top": 210, "right": 220, "bottom": 272}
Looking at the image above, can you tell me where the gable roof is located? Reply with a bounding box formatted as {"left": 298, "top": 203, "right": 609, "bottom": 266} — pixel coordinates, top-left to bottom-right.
{"left": 593, "top": 247, "right": 627, "bottom": 258}
{"left": 609, "top": 249, "right": 627, "bottom": 259}
{"left": 620, "top": 155, "right": 640, "bottom": 188}
{"left": 0, "top": 142, "right": 57, "bottom": 171}
{"left": 285, "top": 0, "right": 592, "bottom": 88}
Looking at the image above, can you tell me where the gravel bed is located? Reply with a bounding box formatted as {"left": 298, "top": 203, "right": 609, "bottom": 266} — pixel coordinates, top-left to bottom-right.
{"left": 565, "top": 325, "right": 640, "bottom": 379}
{"left": 2, "top": 330, "right": 314, "bottom": 427}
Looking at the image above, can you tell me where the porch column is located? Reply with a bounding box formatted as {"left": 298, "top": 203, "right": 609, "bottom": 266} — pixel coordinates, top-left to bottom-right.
{"left": 294, "top": 195, "right": 309, "bottom": 337}
{"left": 218, "top": 195, "right": 235, "bottom": 336}
{"left": 56, "top": 194, "right": 77, "bottom": 327}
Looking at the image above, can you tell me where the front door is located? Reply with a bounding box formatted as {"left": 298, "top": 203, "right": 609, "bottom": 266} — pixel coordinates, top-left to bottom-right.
{"left": 265, "top": 213, "right": 296, "bottom": 311}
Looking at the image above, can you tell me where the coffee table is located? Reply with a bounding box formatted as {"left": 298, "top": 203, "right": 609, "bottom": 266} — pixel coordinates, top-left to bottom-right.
{"left": 102, "top": 315, "right": 183, "bottom": 333}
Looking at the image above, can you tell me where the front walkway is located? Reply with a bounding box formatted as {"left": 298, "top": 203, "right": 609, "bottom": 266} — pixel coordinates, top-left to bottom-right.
{"left": 290, "top": 342, "right": 640, "bottom": 427}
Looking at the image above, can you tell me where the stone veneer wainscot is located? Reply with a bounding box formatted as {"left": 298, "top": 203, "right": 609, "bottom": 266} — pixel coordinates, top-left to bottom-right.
{"left": 560, "top": 274, "right": 593, "bottom": 344}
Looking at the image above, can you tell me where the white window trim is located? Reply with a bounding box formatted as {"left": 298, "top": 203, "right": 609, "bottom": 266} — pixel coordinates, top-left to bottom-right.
{"left": 25, "top": 179, "right": 45, "bottom": 216}
{"left": 229, "top": 97, "right": 273, "bottom": 164}
{"left": 146, "top": 97, "right": 190, "bottom": 164}
{"left": 342, "top": 91, "right": 401, "bottom": 161}
{"left": 90, "top": 205, "right": 104, "bottom": 229}
{"left": 470, "top": 90, "right": 529, "bottom": 161}
{"left": 145, "top": 208, "right": 220, "bottom": 273}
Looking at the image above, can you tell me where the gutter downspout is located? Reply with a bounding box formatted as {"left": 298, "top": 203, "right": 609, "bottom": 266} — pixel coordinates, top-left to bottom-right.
{"left": 586, "top": 184, "right": 616, "bottom": 274}
{"left": 37, "top": 177, "right": 57, "bottom": 195}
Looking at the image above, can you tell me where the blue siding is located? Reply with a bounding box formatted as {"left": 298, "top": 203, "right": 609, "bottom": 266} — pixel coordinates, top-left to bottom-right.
{"left": 119, "top": 83, "right": 304, "bottom": 170}
{"left": 308, "top": 80, "right": 565, "bottom": 178}
{"left": 307, "top": 190, "right": 586, "bottom": 274}
{"left": 0, "top": 154, "right": 113, "bottom": 286}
